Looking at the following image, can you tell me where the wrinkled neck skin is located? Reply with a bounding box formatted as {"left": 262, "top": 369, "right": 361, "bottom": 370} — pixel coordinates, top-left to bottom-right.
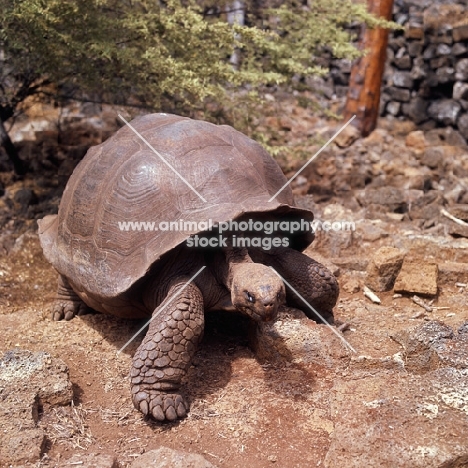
{"left": 221, "top": 245, "right": 254, "bottom": 290}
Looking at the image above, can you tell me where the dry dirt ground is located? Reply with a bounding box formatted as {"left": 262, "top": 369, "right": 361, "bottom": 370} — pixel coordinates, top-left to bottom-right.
{"left": 1, "top": 99, "right": 468, "bottom": 467}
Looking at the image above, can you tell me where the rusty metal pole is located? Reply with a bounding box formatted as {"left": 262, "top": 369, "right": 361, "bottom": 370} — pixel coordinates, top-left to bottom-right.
{"left": 343, "top": 0, "right": 395, "bottom": 136}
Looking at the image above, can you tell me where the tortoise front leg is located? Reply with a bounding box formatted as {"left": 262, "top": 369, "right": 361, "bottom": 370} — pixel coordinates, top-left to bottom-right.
{"left": 249, "top": 247, "right": 339, "bottom": 322}
{"left": 52, "top": 274, "right": 90, "bottom": 321}
{"left": 131, "top": 278, "right": 204, "bottom": 422}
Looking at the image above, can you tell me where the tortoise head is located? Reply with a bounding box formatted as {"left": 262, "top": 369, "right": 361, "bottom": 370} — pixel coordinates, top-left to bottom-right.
{"left": 231, "top": 263, "right": 286, "bottom": 322}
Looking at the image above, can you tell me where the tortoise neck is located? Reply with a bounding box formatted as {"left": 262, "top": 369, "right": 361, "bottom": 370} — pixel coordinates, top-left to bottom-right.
{"left": 220, "top": 245, "right": 253, "bottom": 290}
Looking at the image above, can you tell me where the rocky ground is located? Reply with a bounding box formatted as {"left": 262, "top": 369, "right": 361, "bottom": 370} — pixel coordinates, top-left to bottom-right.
{"left": 0, "top": 98, "right": 468, "bottom": 467}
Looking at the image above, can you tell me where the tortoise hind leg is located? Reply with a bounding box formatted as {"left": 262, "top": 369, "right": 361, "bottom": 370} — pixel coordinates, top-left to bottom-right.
{"left": 131, "top": 278, "right": 204, "bottom": 422}
{"left": 52, "top": 274, "right": 90, "bottom": 321}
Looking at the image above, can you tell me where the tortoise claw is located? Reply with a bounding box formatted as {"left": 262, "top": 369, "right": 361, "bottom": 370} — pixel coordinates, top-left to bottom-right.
{"left": 132, "top": 389, "right": 188, "bottom": 422}
{"left": 51, "top": 300, "right": 90, "bottom": 321}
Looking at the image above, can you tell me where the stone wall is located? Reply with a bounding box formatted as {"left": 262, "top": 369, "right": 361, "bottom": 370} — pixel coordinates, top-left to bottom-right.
{"left": 321, "top": 0, "right": 468, "bottom": 142}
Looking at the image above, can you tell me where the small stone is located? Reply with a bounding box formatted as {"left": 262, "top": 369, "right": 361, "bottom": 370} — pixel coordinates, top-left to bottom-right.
{"left": 279, "top": 117, "right": 293, "bottom": 131}
{"left": 405, "top": 131, "right": 426, "bottom": 152}
{"left": 422, "top": 147, "right": 442, "bottom": 169}
{"left": 362, "top": 128, "right": 386, "bottom": 146}
{"left": 386, "top": 101, "right": 400, "bottom": 116}
{"left": 438, "top": 262, "right": 468, "bottom": 285}
{"left": 409, "top": 63, "right": 425, "bottom": 81}
{"left": 436, "top": 44, "right": 452, "bottom": 56}
{"left": 409, "top": 195, "right": 443, "bottom": 221}
{"left": 0, "top": 428, "right": 46, "bottom": 466}
{"left": 388, "top": 87, "right": 410, "bottom": 102}
{"left": 435, "top": 32, "right": 453, "bottom": 45}
{"left": 391, "top": 71, "right": 413, "bottom": 89}
{"left": 405, "top": 24, "right": 424, "bottom": 40}
{"left": 425, "top": 127, "right": 468, "bottom": 147}
{"left": 406, "top": 98, "right": 429, "bottom": 124}
{"left": 453, "top": 24, "right": 468, "bottom": 42}
{"left": 392, "top": 320, "right": 468, "bottom": 371}
{"left": 436, "top": 66, "right": 455, "bottom": 84}
{"left": 453, "top": 43, "right": 468, "bottom": 56}
{"left": 13, "top": 188, "right": 37, "bottom": 211}
{"left": 453, "top": 82, "right": 468, "bottom": 101}
{"left": 64, "top": 453, "right": 119, "bottom": 468}
{"left": 360, "top": 187, "right": 407, "bottom": 212}
{"left": 365, "top": 247, "right": 405, "bottom": 292}
{"left": 457, "top": 113, "right": 468, "bottom": 140}
{"left": 252, "top": 308, "right": 350, "bottom": 366}
{"left": 331, "top": 256, "right": 369, "bottom": 271}
{"left": 423, "top": 44, "right": 437, "bottom": 60}
{"left": 451, "top": 204, "right": 468, "bottom": 221}
{"left": 341, "top": 276, "right": 361, "bottom": 294}
{"left": 430, "top": 56, "right": 451, "bottom": 69}
{"left": 455, "top": 58, "right": 468, "bottom": 81}
{"left": 130, "top": 447, "right": 218, "bottom": 468}
{"left": 428, "top": 99, "right": 462, "bottom": 126}
{"left": 423, "top": 146, "right": 466, "bottom": 170}
{"left": 393, "top": 55, "right": 412, "bottom": 70}
{"left": 334, "top": 124, "right": 360, "bottom": 148}
{"left": 408, "top": 41, "right": 423, "bottom": 57}
{"left": 361, "top": 223, "right": 388, "bottom": 242}
{"left": 394, "top": 260, "right": 438, "bottom": 296}
{"left": 0, "top": 350, "right": 73, "bottom": 465}
{"left": 447, "top": 222, "right": 468, "bottom": 239}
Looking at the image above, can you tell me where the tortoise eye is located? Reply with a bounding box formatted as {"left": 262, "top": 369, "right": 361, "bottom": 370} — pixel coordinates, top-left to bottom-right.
{"left": 245, "top": 292, "right": 255, "bottom": 303}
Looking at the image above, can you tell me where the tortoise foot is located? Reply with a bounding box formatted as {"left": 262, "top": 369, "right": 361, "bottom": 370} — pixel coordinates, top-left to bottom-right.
{"left": 132, "top": 388, "right": 188, "bottom": 422}
{"left": 52, "top": 274, "right": 90, "bottom": 321}
{"left": 52, "top": 299, "right": 90, "bottom": 321}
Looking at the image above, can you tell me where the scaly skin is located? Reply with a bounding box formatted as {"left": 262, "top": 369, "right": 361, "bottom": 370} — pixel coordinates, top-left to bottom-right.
{"left": 249, "top": 247, "right": 339, "bottom": 322}
{"left": 130, "top": 278, "right": 204, "bottom": 422}
{"left": 52, "top": 275, "right": 90, "bottom": 321}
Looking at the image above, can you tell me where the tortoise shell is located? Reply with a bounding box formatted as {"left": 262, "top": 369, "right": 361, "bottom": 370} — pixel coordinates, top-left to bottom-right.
{"left": 38, "top": 113, "right": 314, "bottom": 298}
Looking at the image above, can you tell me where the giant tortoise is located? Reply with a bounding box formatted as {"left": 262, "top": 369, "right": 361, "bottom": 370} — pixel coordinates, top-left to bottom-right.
{"left": 38, "top": 113, "right": 338, "bottom": 422}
